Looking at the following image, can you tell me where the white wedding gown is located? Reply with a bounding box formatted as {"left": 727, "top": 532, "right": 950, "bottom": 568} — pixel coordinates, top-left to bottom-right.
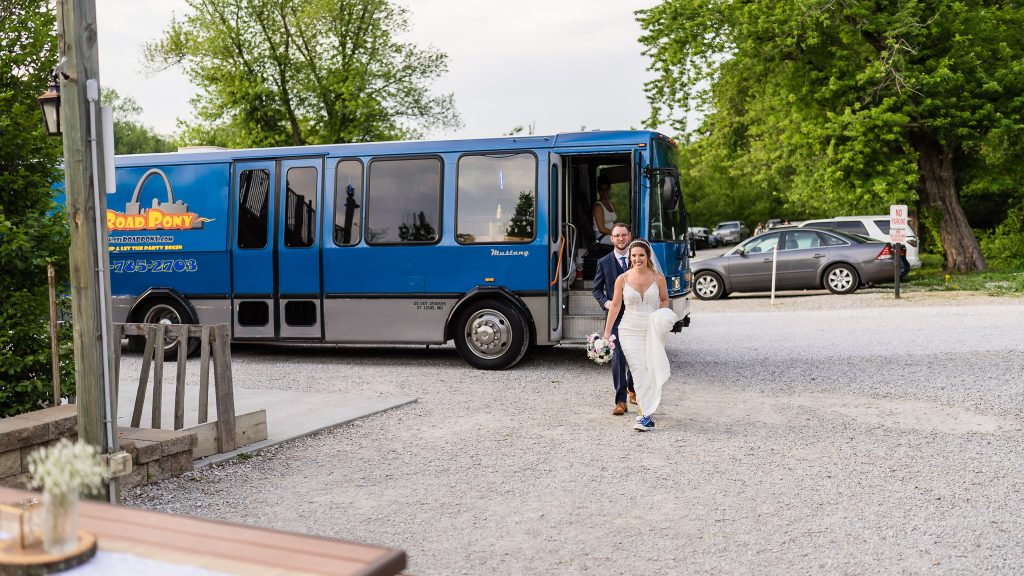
{"left": 618, "top": 282, "right": 678, "bottom": 417}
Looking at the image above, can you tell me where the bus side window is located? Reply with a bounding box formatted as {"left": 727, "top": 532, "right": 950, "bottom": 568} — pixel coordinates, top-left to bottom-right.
{"left": 284, "top": 167, "right": 317, "bottom": 248}
{"left": 366, "top": 157, "right": 442, "bottom": 244}
{"left": 238, "top": 169, "right": 270, "bottom": 249}
{"left": 333, "top": 159, "right": 363, "bottom": 246}
{"left": 456, "top": 153, "right": 536, "bottom": 244}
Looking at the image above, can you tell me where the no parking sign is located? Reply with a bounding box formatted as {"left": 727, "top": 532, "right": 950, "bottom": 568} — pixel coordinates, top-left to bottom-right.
{"left": 890, "top": 204, "right": 908, "bottom": 244}
{"left": 889, "top": 204, "right": 908, "bottom": 298}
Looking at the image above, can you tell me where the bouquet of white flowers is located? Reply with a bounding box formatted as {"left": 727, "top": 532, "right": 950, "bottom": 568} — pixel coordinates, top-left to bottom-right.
{"left": 27, "top": 438, "right": 106, "bottom": 497}
{"left": 586, "top": 333, "right": 616, "bottom": 364}
{"left": 27, "top": 438, "right": 107, "bottom": 554}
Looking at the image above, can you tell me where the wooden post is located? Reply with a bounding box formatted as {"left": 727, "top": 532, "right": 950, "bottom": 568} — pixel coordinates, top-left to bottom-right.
{"left": 56, "top": 0, "right": 118, "bottom": 502}
{"left": 152, "top": 324, "right": 165, "bottom": 429}
{"left": 174, "top": 325, "right": 188, "bottom": 430}
{"left": 198, "top": 325, "right": 211, "bottom": 424}
{"left": 131, "top": 325, "right": 156, "bottom": 427}
{"left": 47, "top": 264, "right": 61, "bottom": 406}
{"left": 212, "top": 325, "right": 237, "bottom": 452}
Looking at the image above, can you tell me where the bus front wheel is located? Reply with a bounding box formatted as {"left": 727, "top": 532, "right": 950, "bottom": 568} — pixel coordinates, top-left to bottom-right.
{"left": 454, "top": 299, "right": 530, "bottom": 370}
{"left": 130, "top": 299, "right": 200, "bottom": 360}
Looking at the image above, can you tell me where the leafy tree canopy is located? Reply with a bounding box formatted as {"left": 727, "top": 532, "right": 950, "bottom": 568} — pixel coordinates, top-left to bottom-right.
{"left": 1, "top": 0, "right": 74, "bottom": 416}
{"left": 640, "top": 0, "right": 1024, "bottom": 272}
{"left": 144, "top": 0, "right": 461, "bottom": 148}
{"left": 102, "top": 88, "right": 177, "bottom": 155}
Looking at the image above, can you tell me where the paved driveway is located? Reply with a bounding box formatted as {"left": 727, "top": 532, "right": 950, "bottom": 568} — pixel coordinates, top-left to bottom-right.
{"left": 125, "top": 291, "right": 1024, "bottom": 575}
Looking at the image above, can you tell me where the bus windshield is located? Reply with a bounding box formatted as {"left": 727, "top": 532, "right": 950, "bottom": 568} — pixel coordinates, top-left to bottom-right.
{"left": 648, "top": 139, "right": 686, "bottom": 242}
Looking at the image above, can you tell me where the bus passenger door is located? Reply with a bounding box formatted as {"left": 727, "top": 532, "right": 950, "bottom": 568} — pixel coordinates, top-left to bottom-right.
{"left": 232, "top": 161, "right": 277, "bottom": 339}
{"left": 548, "top": 152, "right": 565, "bottom": 342}
{"left": 276, "top": 158, "right": 323, "bottom": 339}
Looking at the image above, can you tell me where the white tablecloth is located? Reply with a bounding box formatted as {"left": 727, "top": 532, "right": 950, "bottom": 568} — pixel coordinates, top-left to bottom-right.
{"left": 59, "top": 550, "right": 233, "bottom": 575}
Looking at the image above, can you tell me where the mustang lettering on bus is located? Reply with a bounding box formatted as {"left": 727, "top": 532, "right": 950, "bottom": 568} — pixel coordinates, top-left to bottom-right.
{"left": 107, "top": 168, "right": 212, "bottom": 231}
{"left": 490, "top": 249, "right": 529, "bottom": 257}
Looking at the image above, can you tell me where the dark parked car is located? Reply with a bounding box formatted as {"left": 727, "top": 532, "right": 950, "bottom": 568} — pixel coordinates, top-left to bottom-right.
{"left": 691, "top": 228, "right": 898, "bottom": 300}
{"left": 688, "top": 227, "right": 721, "bottom": 249}
{"left": 713, "top": 221, "right": 750, "bottom": 244}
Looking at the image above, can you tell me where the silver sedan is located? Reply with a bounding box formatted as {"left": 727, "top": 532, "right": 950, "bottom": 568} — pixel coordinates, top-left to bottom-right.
{"left": 691, "top": 228, "right": 898, "bottom": 300}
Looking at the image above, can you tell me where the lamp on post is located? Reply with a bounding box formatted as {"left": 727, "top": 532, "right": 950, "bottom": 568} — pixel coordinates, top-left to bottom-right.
{"left": 37, "top": 77, "right": 61, "bottom": 136}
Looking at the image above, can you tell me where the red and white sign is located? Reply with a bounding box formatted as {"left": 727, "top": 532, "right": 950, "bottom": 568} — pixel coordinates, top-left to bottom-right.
{"left": 889, "top": 204, "right": 909, "bottom": 231}
{"left": 890, "top": 229, "right": 907, "bottom": 244}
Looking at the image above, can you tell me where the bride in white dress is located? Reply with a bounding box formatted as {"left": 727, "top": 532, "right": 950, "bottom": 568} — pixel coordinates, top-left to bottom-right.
{"left": 602, "top": 239, "right": 678, "bottom": 431}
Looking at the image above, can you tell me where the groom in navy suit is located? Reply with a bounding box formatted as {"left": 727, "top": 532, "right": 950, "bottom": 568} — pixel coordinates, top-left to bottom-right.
{"left": 592, "top": 222, "right": 635, "bottom": 415}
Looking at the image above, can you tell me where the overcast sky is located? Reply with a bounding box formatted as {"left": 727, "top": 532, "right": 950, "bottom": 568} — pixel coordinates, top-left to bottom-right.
{"left": 95, "top": 0, "right": 676, "bottom": 141}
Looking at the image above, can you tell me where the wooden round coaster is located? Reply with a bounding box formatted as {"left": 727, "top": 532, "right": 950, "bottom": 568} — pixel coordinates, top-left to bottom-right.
{"left": 0, "top": 531, "right": 98, "bottom": 576}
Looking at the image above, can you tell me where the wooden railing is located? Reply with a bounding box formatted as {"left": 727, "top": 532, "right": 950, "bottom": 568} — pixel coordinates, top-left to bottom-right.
{"left": 112, "top": 323, "right": 253, "bottom": 455}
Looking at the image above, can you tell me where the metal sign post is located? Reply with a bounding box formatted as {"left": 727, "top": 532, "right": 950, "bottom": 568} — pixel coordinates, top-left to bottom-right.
{"left": 893, "top": 242, "right": 902, "bottom": 299}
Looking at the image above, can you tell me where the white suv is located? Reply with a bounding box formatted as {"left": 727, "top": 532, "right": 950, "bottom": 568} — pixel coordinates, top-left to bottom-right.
{"left": 797, "top": 216, "right": 921, "bottom": 268}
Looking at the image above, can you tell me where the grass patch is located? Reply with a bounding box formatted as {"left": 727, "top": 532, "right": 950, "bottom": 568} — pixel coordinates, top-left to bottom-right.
{"left": 904, "top": 253, "right": 1024, "bottom": 295}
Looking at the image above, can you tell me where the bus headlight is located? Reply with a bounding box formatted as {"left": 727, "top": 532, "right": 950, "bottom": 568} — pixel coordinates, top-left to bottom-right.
{"left": 672, "top": 276, "right": 681, "bottom": 292}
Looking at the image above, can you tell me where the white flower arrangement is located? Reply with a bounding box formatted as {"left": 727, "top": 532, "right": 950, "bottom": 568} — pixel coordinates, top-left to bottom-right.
{"left": 27, "top": 438, "right": 106, "bottom": 496}
{"left": 586, "top": 333, "right": 616, "bottom": 365}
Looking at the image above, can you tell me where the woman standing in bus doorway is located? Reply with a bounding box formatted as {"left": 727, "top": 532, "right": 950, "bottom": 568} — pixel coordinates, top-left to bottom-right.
{"left": 592, "top": 176, "right": 617, "bottom": 245}
{"left": 601, "top": 239, "right": 678, "bottom": 431}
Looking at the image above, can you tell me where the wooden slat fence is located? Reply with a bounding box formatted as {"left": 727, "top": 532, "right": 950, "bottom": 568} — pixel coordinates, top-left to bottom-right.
{"left": 112, "top": 323, "right": 237, "bottom": 453}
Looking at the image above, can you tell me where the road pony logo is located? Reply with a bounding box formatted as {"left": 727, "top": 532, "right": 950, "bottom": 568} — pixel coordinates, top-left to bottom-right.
{"left": 107, "top": 168, "right": 213, "bottom": 231}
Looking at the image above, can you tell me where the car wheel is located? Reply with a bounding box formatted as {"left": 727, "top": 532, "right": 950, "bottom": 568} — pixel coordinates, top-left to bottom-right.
{"left": 824, "top": 264, "right": 859, "bottom": 295}
{"left": 454, "top": 299, "right": 530, "bottom": 370}
{"left": 694, "top": 271, "right": 725, "bottom": 300}
{"left": 135, "top": 299, "right": 200, "bottom": 359}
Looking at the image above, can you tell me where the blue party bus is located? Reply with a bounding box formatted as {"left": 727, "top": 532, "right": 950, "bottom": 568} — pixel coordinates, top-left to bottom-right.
{"left": 103, "top": 130, "right": 691, "bottom": 369}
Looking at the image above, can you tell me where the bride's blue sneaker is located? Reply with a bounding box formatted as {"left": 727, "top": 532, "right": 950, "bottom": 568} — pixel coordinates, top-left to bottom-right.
{"left": 634, "top": 416, "right": 655, "bottom": 431}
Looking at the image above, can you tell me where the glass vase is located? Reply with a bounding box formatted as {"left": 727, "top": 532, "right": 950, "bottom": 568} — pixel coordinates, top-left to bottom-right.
{"left": 42, "top": 489, "right": 79, "bottom": 554}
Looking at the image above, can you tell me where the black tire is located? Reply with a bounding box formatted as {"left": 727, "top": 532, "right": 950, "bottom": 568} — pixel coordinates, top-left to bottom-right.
{"left": 824, "top": 263, "right": 859, "bottom": 294}
{"left": 135, "top": 299, "right": 200, "bottom": 359}
{"left": 453, "top": 299, "right": 530, "bottom": 370}
{"left": 693, "top": 271, "right": 725, "bottom": 300}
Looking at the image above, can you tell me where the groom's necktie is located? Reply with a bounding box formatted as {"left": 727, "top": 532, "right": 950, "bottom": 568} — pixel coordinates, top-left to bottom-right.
{"left": 619, "top": 256, "right": 627, "bottom": 270}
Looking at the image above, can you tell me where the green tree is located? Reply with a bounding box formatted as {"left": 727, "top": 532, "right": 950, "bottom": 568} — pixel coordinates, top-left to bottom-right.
{"left": 0, "top": 0, "right": 75, "bottom": 416}
{"left": 639, "top": 0, "right": 1024, "bottom": 272}
{"left": 505, "top": 191, "right": 535, "bottom": 240}
{"left": 144, "top": 0, "right": 461, "bottom": 148}
{"left": 102, "top": 88, "right": 177, "bottom": 155}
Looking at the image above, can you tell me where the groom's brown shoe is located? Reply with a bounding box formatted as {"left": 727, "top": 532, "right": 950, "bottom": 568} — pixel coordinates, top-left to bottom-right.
{"left": 628, "top": 390, "right": 638, "bottom": 405}
{"left": 612, "top": 402, "right": 626, "bottom": 416}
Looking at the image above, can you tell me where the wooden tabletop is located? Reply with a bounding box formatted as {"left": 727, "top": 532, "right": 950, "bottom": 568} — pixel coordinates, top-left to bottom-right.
{"left": 0, "top": 487, "right": 406, "bottom": 576}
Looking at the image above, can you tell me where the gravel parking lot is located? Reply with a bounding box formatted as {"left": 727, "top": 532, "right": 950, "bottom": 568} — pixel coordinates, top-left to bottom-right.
{"left": 125, "top": 290, "right": 1024, "bottom": 575}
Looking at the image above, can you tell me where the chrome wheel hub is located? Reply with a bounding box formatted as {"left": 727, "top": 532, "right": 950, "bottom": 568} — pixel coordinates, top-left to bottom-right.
{"left": 143, "top": 304, "right": 183, "bottom": 351}
{"left": 695, "top": 275, "right": 718, "bottom": 298}
{"left": 828, "top": 269, "right": 853, "bottom": 291}
{"left": 465, "top": 309, "right": 511, "bottom": 359}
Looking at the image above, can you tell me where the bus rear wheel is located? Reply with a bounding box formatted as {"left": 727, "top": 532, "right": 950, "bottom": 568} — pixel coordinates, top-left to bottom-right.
{"left": 454, "top": 299, "right": 530, "bottom": 370}
{"left": 130, "top": 299, "right": 200, "bottom": 360}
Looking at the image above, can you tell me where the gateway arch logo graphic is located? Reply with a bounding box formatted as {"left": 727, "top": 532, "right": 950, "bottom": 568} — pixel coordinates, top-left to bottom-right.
{"left": 107, "top": 169, "right": 214, "bottom": 231}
